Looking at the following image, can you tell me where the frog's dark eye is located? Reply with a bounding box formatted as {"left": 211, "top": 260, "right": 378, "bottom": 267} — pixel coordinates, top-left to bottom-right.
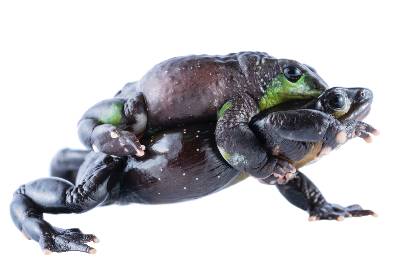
{"left": 283, "top": 66, "right": 302, "bottom": 83}
{"left": 327, "top": 93, "right": 346, "bottom": 110}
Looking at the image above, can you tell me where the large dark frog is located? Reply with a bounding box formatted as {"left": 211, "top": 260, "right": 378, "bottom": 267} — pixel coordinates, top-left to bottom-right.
{"left": 10, "top": 86, "right": 378, "bottom": 254}
{"left": 78, "top": 52, "right": 328, "bottom": 180}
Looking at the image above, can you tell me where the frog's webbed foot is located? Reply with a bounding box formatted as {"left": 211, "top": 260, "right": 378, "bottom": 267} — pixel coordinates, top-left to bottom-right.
{"left": 39, "top": 227, "right": 99, "bottom": 254}
{"left": 259, "top": 159, "right": 296, "bottom": 185}
{"left": 11, "top": 153, "right": 122, "bottom": 253}
{"left": 309, "top": 203, "right": 376, "bottom": 221}
{"left": 91, "top": 126, "right": 146, "bottom": 157}
{"left": 342, "top": 120, "right": 379, "bottom": 143}
{"left": 277, "top": 171, "right": 376, "bottom": 221}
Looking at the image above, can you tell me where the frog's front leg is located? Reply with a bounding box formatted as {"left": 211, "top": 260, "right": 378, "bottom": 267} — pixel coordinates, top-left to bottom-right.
{"left": 10, "top": 153, "right": 122, "bottom": 253}
{"left": 78, "top": 93, "right": 147, "bottom": 157}
{"left": 215, "top": 93, "right": 295, "bottom": 181}
{"left": 277, "top": 171, "right": 376, "bottom": 221}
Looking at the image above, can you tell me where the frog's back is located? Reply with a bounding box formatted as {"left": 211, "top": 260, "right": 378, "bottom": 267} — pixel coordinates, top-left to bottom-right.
{"left": 137, "top": 52, "right": 271, "bottom": 130}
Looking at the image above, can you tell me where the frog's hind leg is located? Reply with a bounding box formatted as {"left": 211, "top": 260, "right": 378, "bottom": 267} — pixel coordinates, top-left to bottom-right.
{"left": 50, "top": 148, "right": 89, "bottom": 183}
{"left": 10, "top": 153, "right": 123, "bottom": 253}
{"left": 276, "top": 171, "right": 376, "bottom": 221}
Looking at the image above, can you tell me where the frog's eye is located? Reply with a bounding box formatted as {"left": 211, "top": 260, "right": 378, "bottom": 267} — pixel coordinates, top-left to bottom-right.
{"left": 327, "top": 93, "right": 346, "bottom": 110}
{"left": 283, "top": 66, "right": 302, "bottom": 83}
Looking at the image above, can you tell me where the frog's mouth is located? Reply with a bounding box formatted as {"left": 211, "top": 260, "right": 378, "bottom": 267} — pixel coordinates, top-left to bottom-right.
{"left": 338, "top": 87, "right": 373, "bottom": 122}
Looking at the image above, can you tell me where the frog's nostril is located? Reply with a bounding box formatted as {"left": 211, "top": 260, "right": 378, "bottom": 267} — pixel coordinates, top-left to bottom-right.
{"left": 357, "top": 88, "right": 373, "bottom": 102}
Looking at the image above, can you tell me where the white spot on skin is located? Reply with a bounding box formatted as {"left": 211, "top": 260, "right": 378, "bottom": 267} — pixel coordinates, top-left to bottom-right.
{"left": 110, "top": 131, "right": 119, "bottom": 139}
{"left": 92, "top": 145, "right": 100, "bottom": 152}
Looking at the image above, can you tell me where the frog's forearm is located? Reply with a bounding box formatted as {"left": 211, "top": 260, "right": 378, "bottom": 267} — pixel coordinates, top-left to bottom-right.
{"left": 78, "top": 99, "right": 127, "bottom": 148}
{"left": 251, "top": 109, "right": 343, "bottom": 145}
{"left": 78, "top": 96, "right": 147, "bottom": 156}
{"left": 215, "top": 94, "right": 280, "bottom": 178}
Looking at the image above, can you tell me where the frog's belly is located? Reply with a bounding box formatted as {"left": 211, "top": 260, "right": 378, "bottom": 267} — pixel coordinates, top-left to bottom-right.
{"left": 117, "top": 123, "right": 240, "bottom": 204}
{"left": 119, "top": 163, "right": 239, "bottom": 204}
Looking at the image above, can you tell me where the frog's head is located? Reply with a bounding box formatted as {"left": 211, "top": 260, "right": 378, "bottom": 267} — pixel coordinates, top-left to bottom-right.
{"left": 258, "top": 59, "right": 328, "bottom": 111}
{"left": 313, "top": 87, "right": 373, "bottom": 121}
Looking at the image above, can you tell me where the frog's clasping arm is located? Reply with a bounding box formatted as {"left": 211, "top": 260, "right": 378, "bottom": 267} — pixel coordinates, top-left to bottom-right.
{"left": 78, "top": 94, "right": 147, "bottom": 157}
{"left": 215, "top": 93, "right": 295, "bottom": 181}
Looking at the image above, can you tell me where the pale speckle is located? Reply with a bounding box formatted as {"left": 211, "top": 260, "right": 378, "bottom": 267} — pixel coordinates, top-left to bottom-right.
{"left": 157, "top": 192, "right": 161, "bottom": 195}
{"left": 197, "top": 130, "right": 200, "bottom": 133}
{"left": 92, "top": 144, "right": 99, "bottom": 152}
{"left": 217, "top": 175, "right": 221, "bottom": 179}
{"left": 160, "top": 168, "right": 163, "bottom": 172}
{"left": 195, "top": 135, "right": 199, "bottom": 138}
{"left": 157, "top": 177, "right": 161, "bottom": 181}
{"left": 195, "top": 177, "right": 199, "bottom": 181}
{"left": 182, "top": 173, "right": 186, "bottom": 176}
{"left": 183, "top": 186, "right": 187, "bottom": 190}
{"left": 196, "top": 148, "right": 200, "bottom": 152}
{"left": 110, "top": 131, "right": 119, "bottom": 139}
{"left": 124, "top": 148, "right": 129, "bottom": 153}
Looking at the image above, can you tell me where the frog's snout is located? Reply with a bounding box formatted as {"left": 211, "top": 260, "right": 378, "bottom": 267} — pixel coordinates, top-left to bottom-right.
{"left": 355, "top": 87, "right": 373, "bottom": 104}
{"left": 341, "top": 87, "right": 373, "bottom": 121}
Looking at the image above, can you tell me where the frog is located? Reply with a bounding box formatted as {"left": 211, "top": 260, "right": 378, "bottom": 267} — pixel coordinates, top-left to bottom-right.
{"left": 10, "top": 84, "right": 378, "bottom": 254}
{"left": 77, "top": 51, "right": 328, "bottom": 181}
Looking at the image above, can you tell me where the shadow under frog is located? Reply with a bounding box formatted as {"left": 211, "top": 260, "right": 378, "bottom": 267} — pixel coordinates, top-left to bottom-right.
{"left": 10, "top": 87, "right": 378, "bottom": 253}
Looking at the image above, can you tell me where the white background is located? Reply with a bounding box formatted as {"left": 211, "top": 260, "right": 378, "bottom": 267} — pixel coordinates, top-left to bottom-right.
{"left": 0, "top": 0, "right": 398, "bottom": 266}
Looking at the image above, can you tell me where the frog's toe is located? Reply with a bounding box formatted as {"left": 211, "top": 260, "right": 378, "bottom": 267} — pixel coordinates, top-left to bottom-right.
{"left": 309, "top": 203, "right": 376, "bottom": 221}
{"left": 39, "top": 227, "right": 98, "bottom": 254}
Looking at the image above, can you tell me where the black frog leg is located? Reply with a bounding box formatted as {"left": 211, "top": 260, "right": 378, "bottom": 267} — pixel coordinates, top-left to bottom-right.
{"left": 276, "top": 171, "right": 376, "bottom": 221}
{"left": 251, "top": 109, "right": 346, "bottom": 145}
{"left": 251, "top": 109, "right": 378, "bottom": 155}
{"left": 10, "top": 153, "right": 123, "bottom": 253}
{"left": 78, "top": 92, "right": 147, "bottom": 157}
{"left": 50, "top": 148, "right": 89, "bottom": 183}
{"left": 215, "top": 93, "right": 294, "bottom": 181}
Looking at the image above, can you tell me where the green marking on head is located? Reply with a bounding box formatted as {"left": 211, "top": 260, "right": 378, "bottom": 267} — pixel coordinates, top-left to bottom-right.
{"left": 99, "top": 102, "right": 123, "bottom": 126}
{"left": 258, "top": 74, "right": 322, "bottom": 111}
{"left": 217, "top": 101, "right": 233, "bottom": 119}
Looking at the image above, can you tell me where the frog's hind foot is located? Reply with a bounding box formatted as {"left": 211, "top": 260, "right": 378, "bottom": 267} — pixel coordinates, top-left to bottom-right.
{"left": 40, "top": 227, "right": 99, "bottom": 254}
{"left": 277, "top": 171, "right": 376, "bottom": 221}
{"left": 309, "top": 203, "right": 376, "bottom": 221}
